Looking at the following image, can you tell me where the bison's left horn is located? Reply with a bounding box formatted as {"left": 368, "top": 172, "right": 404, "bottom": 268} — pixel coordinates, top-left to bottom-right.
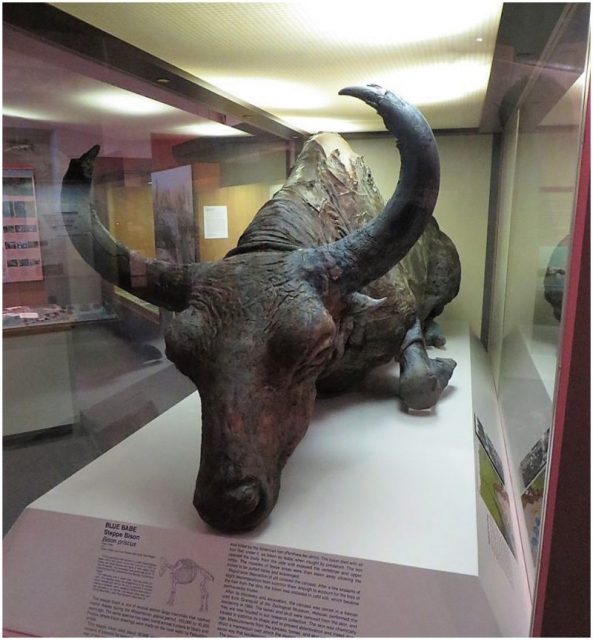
{"left": 61, "top": 146, "right": 196, "bottom": 311}
{"left": 307, "top": 85, "right": 440, "bottom": 295}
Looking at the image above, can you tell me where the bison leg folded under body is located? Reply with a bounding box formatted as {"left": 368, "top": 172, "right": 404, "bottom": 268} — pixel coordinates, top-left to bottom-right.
{"left": 423, "top": 318, "right": 447, "bottom": 348}
{"left": 398, "top": 319, "right": 456, "bottom": 410}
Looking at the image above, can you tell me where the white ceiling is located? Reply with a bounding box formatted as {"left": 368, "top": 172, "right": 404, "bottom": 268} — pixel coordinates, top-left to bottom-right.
{"left": 50, "top": 1, "right": 504, "bottom": 132}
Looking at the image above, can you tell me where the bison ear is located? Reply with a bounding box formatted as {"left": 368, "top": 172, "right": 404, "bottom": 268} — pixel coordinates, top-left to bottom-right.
{"left": 346, "top": 292, "right": 387, "bottom": 315}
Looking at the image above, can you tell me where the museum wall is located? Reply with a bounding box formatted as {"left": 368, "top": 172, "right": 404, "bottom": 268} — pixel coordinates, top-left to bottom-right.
{"left": 193, "top": 145, "right": 287, "bottom": 261}
{"left": 100, "top": 131, "right": 492, "bottom": 314}
{"left": 488, "top": 113, "right": 519, "bottom": 386}
{"left": 107, "top": 185, "right": 156, "bottom": 258}
{"left": 5, "top": 122, "right": 493, "bottom": 336}
{"left": 348, "top": 133, "right": 493, "bottom": 338}
{"left": 197, "top": 183, "right": 275, "bottom": 261}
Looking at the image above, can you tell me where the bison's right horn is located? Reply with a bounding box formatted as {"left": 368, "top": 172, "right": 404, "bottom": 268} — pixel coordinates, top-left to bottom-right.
{"left": 347, "top": 292, "right": 387, "bottom": 315}
{"left": 61, "top": 146, "right": 195, "bottom": 312}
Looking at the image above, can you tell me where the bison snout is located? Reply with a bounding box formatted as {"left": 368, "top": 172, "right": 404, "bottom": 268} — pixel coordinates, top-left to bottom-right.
{"left": 194, "top": 475, "right": 277, "bottom": 533}
{"left": 227, "top": 479, "right": 261, "bottom": 513}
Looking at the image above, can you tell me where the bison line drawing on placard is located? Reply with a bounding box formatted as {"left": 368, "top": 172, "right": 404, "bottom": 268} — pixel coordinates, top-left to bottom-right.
{"left": 159, "top": 557, "right": 213, "bottom": 609}
{"left": 61, "top": 85, "right": 461, "bottom": 533}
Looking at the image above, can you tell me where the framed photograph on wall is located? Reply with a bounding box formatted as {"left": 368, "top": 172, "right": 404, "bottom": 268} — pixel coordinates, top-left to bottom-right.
{"left": 150, "top": 165, "right": 196, "bottom": 264}
{"left": 2, "top": 167, "right": 43, "bottom": 283}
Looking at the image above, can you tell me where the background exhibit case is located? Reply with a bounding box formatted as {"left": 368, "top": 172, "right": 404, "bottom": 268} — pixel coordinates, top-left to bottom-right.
{"left": 3, "top": 2, "right": 590, "bottom": 637}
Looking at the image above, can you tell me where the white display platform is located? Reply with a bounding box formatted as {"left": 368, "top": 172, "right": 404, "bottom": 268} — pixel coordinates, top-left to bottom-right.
{"left": 28, "top": 321, "right": 476, "bottom": 573}
{"left": 5, "top": 321, "right": 518, "bottom": 637}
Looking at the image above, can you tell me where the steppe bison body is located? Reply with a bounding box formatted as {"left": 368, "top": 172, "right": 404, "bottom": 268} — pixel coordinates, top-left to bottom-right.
{"left": 62, "top": 86, "right": 460, "bottom": 532}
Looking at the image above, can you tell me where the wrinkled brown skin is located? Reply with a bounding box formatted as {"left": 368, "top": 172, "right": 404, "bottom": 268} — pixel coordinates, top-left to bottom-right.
{"left": 238, "top": 134, "right": 460, "bottom": 394}
{"left": 61, "top": 86, "right": 460, "bottom": 533}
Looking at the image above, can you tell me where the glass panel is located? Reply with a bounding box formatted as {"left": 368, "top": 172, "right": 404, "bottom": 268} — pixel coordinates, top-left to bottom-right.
{"left": 492, "top": 19, "right": 589, "bottom": 592}
{"left": 3, "top": 29, "right": 289, "bottom": 533}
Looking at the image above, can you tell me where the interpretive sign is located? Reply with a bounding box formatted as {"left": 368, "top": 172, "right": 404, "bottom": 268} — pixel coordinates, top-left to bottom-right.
{"left": 203, "top": 205, "right": 228, "bottom": 239}
{"left": 3, "top": 508, "right": 499, "bottom": 637}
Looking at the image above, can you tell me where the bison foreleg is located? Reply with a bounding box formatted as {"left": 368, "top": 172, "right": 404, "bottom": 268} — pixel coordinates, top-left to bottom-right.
{"left": 423, "top": 318, "right": 446, "bottom": 348}
{"left": 398, "top": 319, "right": 456, "bottom": 410}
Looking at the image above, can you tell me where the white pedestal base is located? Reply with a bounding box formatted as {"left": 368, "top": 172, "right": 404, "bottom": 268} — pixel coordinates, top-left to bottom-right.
{"left": 4, "top": 322, "right": 530, "bottom": 636}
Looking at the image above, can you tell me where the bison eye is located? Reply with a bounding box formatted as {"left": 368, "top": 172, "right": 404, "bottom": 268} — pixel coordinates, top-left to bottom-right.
{"left": 292, "top": 334, "right": 336, "bottom": 383}
{"left": 308, "top": 336, "right": 335, "bottom": 365}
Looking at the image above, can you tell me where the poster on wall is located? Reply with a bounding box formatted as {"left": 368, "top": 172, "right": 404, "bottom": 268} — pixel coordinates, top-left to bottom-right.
{"left": 519, "top": 427, "right": 549, "bottom": 563}
{"left": 150, "top": 165, "right": 196, "bottom": 264}
{"left": 3, "top": 168, "right": 43, "bottom": 283}
{"left": 474, "top": 414, "right": 516, "bottom": 557}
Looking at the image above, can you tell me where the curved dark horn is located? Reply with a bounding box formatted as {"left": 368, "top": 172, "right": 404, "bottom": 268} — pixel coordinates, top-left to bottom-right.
{"left": 307, "top": 85, "right": 440, "bottom": 294}
{"left": 61, "top": 145, "right": 194, "bottom": 311}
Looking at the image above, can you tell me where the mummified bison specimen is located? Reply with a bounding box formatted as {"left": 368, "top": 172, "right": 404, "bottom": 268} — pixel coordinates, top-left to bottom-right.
{"left": 62, "top": 85, "right": 461, "bottom": 532}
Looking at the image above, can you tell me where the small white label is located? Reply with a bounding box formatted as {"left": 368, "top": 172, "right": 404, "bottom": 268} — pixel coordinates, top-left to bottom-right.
{"left": 203, "top": 206, "right": 228, "bottom": 239}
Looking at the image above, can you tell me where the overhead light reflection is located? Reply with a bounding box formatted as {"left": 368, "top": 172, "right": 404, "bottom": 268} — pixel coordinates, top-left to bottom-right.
{"left": 176, "top": 122, "right": 250, "bottom": 137}
{"left": 280, "top": 116, "right": 366, "bottom": 133}
{"left": 378, "top": 60, "right": 492, "bottom": 105}
{"left": 78, "top": 89, "right": 173, "bottom": 115}
{"left": 3, "top": 106, "right": 53, "bottom": 121}
{"left": 300, "top": 0, "right": 502, "bottom": 46}
{"left": 205, "top": 77, "right": 329, "bottom": 111}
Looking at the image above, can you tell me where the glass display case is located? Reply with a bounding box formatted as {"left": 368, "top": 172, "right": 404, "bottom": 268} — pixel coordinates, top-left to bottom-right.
{"left": 482, "top": 4, "right": 590, "bottom": 633}
{"left": 3, "top": 11, "right": 298, "bottom": 520}
{"left": 3, "top": 3, "right": 589, "bottom": 637}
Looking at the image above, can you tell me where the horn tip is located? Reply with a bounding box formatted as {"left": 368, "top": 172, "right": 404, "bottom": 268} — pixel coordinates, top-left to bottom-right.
{"left": 338, "top": 85, "right": 387, "bottom": 107}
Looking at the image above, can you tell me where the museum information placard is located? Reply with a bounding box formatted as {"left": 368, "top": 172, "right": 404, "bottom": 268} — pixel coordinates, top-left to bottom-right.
{"left": 3, "top": 508, "right": 499, "bottom": 637}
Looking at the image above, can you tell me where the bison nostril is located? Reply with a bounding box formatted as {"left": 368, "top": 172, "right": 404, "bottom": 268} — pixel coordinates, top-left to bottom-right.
{"left": 194, "top": 475, "right": 277, "bottom": 532}
{"left": 226, "top": 479, "right": 261, "bottom": 515}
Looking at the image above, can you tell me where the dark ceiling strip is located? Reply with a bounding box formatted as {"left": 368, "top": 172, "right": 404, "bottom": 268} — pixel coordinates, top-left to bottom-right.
{"left": 480, "top": 3, "right": 589, "bottom": 133}
{"left": 2, "top": 2, "right": 308, "bottom": 141}
{"left": 515, "top": 3, "right": 590, "bottom": 131}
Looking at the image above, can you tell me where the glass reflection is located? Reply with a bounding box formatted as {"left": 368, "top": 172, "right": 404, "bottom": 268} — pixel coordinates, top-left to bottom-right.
{"left": 494, "top": 57, "right": 588, "bottom": 594}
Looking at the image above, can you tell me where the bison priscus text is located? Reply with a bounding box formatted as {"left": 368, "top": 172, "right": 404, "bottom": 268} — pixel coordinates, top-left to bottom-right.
{"left": 61, "top": 85, "right": 461, "bottom": 532}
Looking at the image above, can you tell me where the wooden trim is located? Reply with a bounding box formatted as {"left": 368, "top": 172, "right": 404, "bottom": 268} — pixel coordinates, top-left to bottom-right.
{"left": 3, "top": 322, "right": 74, "bottom": 337}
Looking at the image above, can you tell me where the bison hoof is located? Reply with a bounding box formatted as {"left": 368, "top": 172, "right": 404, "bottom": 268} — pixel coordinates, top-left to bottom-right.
{"left": 424, "top": 320, "right": 447, "bottom": 348}
{"left": 400, "top": 357, "right": 456, "bottom": 410}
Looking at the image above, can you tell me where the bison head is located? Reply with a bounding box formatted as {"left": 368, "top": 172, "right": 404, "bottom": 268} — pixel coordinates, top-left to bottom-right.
{"left": 166, "top": 253, "right": 341, "bottom": 530}
{"left": 61, "top": 86, "right": 440, "bottom": 532}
